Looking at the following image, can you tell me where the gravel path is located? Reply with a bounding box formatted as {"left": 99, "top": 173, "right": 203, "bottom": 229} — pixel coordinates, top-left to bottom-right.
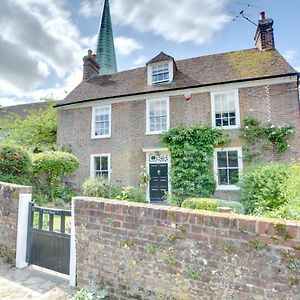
{"left": 0, "top": 259, "right": 74, "bottom": 299}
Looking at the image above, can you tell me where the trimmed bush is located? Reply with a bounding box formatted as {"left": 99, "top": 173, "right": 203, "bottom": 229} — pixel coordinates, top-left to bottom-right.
{"left": 216, "top": 199, "right": 245, "bottom": 214}
{"left": 82, "top": 178, "right": 111, "bottom": 198}
{"left": 181, "top": 198, "right": 219, "bottom": 211}
{"left": 0, "top": 143, "right": 31, "bottom": 176}
{"left": 33, "top": 151, "right": 79, "bottom": 201}
{"left": 240, "top": 163, "right": 300, "bottom": 220}
{"left": 116, "top": 186, "right": 146, "bottom": 203}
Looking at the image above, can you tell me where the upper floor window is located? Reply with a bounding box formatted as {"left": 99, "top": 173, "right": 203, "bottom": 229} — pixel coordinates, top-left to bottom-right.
{"left": 211, "top": 90, "right": 240, "bottom": 129}
{"left": 214, "top": 147, "right": 243, "bottom": 190}
{"left": 152, "top": 63, "right": 170, "bottom": 84}
{"left": 146, "top": 98, "right": 170, "bottom": 134}
{"left": 90, "top": 154, "right": 110, "bottom": 180}
{"left": 92, "top": 105, "right": 111, "bottom": 139}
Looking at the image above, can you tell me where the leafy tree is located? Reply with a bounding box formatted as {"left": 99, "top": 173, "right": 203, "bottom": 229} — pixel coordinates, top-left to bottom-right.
{"left": 0, "top": 99, "right": 57, "bottom": 152}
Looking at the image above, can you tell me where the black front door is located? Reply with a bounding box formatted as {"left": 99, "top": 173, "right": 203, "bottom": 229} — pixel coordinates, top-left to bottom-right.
{"left": 149, "top": 163, "right": 168, "bottom": 202}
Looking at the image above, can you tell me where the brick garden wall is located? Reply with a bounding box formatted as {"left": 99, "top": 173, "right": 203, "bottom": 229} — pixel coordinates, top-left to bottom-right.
{"left": 74, "top": 197, "right": 300, "bottom": 300}
{"left": 0, "top": 182, "right": 31, "bottom": 261}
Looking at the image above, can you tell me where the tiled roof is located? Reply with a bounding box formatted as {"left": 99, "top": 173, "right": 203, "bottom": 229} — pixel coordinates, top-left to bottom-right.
{"left": 58, "top": 48, "right": 297, "bottom": 107}
{"left": 146, "top": 52, "right": 175, "bottom": 65}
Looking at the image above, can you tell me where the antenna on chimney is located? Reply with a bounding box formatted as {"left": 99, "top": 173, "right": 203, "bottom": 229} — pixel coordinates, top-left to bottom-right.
{"left": 231, "top": 3, "right": 258, "bottom": 26}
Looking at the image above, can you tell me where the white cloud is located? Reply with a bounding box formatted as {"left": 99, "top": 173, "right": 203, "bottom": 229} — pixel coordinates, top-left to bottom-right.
{"left": 0, "top": 0, "right": 90, "bottom": 95}
{"left": 111, "top": 0, "right": 231, "bottom": 44}
{"left": 132, "top": 55, "right": 147, "bottom": 67}
{"left": 0, "top": 97, "right": 28, "bottom": 107}
{"left": 79, "top": 0, "right": 100, "bottom": 18}
{"left": 114, "top": 36, "right": 143, "bottom": 56}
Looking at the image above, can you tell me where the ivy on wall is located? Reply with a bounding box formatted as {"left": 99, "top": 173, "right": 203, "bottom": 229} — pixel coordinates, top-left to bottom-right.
{"left": 242, "top": 117, "right": 294, "bottom": 162}
{"left": 161, "top": 126, "right": 225, "bottom": 200}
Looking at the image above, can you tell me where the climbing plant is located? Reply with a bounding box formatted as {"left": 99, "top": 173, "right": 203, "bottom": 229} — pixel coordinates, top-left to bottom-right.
{"left": 242, "top": 117, "right": 294, "bottom": 162}
{"left": 161, "top": 126, "right": 225, "bottom": 203}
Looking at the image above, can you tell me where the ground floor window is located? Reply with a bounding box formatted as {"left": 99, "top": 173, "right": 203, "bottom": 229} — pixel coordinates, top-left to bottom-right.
{"left": 214, "top": 147, "right": 242, "bottom": 190}
{"left": 90, "top": 154, "right": 110, "bottom": 180}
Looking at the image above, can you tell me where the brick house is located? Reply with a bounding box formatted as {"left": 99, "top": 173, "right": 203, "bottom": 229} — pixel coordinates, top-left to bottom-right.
{"left": 56, "top": 12, "right": 299, "bottom": 202}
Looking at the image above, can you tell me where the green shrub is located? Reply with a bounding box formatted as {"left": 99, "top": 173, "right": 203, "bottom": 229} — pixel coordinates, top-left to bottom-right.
{"left": 33, "top": 194, "right": 48, "bottom": 206}
{"left": 240, "top": 163, "right": 300, "bottom": 219}
{"left": 0, "top": 174, "right": 31, "bottom": 186}
{"left": 217, "top": 199, "right": 245, "bottom": 214}
{"left": 264, "top": 197, "right": 300, "bottom": 221}
{"left": 82, "top": 177, "right": 111, "bottom": 198}
{"left": 33, "top": 151, "right": 79, "bottom": 201}
{"left": 116, "top": 186, "right": 147, "bottom": 203}
{"left": 181, "top": 198, "right": 219, "bottom": 211}
{"left": 0, "top": 143, "right": 31, "bottom": 176}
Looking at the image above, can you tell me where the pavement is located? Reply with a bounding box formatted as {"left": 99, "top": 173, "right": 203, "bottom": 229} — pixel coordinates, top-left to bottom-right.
{"left": 0, "top": 258, "right": 74, "bottom": 299}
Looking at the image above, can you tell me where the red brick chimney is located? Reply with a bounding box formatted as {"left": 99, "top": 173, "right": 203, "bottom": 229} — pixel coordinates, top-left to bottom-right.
{"left": 254, "top": 12, "right": 275, "bottom": 51}
{"left": 83, "top": 50, "right": 100, "bottom": 81}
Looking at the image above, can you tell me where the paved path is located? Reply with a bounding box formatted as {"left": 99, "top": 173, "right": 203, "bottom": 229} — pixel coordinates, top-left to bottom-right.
{"left": 0, "top": 259, "right": 74, "bottom": 299}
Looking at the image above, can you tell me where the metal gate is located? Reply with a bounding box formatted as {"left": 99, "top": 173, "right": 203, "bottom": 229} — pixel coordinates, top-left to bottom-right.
{"left": 26, "top": 203, "right": 71, "bottom": 275}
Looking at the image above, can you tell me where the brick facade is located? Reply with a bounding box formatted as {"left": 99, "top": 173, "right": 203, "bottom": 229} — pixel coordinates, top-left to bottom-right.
{"left": 57, "top": 80, "right": 300, "bottom": 199}
{"left": 74, "top": 197, "right": 300, "bottom": 299}
{"left": 0, "top": 182, "right": 32, "bottom": 262}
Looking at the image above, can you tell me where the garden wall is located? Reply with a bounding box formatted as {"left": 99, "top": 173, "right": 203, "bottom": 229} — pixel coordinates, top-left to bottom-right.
{"left": 74, "top": 197, "right": 300, "bottom": 300}
{"left": 0, "top": 182, "right": 31, "bottom": 262}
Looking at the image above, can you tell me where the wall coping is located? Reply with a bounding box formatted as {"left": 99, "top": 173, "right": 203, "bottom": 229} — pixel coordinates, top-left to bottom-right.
{"left": 0, "top": 181, "right": 32, "bottom": 194}
{"left": 73, "top": 196, "right": 300, "bottom": 226}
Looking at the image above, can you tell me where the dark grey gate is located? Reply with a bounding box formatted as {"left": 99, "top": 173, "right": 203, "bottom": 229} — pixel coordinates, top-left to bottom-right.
{"left": 26, "top": 203, "right": 71, "bottom": 275}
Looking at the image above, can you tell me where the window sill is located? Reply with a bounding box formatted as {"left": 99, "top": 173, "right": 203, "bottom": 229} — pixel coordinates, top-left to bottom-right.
{"left": 213, "top": 125, "right": 240, "bottom": 130}
{"left": 145, "top": 131, "right": 166, "bottom": 135}
{"left": 216, "top": 185, "right": 240, "bottom": 191}
{"left": 91, "top": 135, "right": 111, "bottom": 139}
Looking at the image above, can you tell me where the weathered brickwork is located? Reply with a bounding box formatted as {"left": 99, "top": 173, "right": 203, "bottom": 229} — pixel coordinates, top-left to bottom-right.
{"left": 0, "top": 182, "right": 31, "bottom": 261}
{"left": 74, "top": 197, "right": 300, "bottom": 300}
{"left": 58, "top": 81, "right": 300, "bottom": 197}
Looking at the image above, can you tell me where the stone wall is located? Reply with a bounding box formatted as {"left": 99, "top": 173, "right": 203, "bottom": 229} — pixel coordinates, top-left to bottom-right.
{"left": 74, "top": 197, "right": 300, "bottom": 300}
{"left": 0, "top": 182, "right": 31, "bottom": 262}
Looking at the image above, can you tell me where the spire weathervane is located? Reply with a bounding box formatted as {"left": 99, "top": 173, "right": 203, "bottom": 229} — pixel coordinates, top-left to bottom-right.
{"left": 96, "top": 0, "right": 117, "bottom": 75}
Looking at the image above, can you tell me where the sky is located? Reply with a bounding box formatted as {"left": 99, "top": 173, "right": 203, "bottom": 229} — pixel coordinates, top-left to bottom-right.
{"left": 0, "top": 0, "right": 299, "bottom": 107}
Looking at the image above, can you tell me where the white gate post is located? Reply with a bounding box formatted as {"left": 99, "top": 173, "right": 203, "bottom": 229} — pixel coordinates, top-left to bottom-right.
{"left": 69, "top": 198, "right": 76, "bottom": 286}
{"left": 16, "top": 193, "right": 31, "bottom": 269}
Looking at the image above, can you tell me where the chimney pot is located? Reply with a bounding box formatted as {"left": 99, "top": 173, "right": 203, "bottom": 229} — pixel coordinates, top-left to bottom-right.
{"left": 260, "top": 11, "right": 266, "bottom": 20}
{"left": 83, "top": 50, "right": 100, "bottom": 81}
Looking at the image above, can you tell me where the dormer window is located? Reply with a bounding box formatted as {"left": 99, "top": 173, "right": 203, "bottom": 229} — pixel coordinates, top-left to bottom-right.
{"left": 152, "top": 63, "right": 170, "bottom": 84}
{"left": 146, "top": 52, "right": 176, "bottom": 86}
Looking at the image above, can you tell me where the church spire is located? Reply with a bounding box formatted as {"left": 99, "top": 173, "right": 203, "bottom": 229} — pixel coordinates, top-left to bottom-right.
{"left": 96, "top": 0, "right": 117, "bottom": 75}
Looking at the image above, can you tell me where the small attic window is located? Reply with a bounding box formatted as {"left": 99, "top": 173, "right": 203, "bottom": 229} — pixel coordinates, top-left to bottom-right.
{"left": 152, "top": 63, "right": 170, "bottom": 84}
{"left": 146, "top": 52, "right": 176, "bottom": 86}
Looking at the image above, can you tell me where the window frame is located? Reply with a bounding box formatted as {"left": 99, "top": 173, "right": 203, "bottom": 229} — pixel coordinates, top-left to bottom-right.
{"left": 214, "top": 147, "right": 243, "bottom": 190}
{"left": 211, "top": 90, "right": 240, "bottom": 130}
{"left": 147, "top": 61, "right": 174, "bottom": 85}
{"left": 146, "top": 97, "right": 170, "bottom": 135}
{"left": 90, "top": 153, "right": 111, "bottom": 181}
{"left": 91, "top": 105, "right": 112, "bottom": 139}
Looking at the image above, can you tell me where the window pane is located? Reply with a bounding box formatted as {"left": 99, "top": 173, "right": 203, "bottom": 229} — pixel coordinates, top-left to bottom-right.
{"left": 101, "top": 157, "right": 108, "bottom": 170}
{"left": 228, "top": 151, "right": 238, "bottom": 167}
{"left": 216, "top": 118, "right": 222, "bottom": 127}
{"left": 94, "top": 157, "right": 101, "bottom": 171}
{"left": 218, "top": 169, "right": 228, "bottom": 185}
{"left": 230, "top": 117, "right": 236, "bottom": 125}
{"left": 229, "top": 169, "right": 239, "bottom": 184}
{"left": 101, "top": 171, "right": 109, "bottom": 179}
{"left": 217, "top": 152, "right": 227, "bottom": 168}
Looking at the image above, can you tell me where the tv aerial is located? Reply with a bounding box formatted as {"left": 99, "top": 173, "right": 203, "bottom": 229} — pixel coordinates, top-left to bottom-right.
{"left": 230, "top": 3, "right": 258, "bottom": 26}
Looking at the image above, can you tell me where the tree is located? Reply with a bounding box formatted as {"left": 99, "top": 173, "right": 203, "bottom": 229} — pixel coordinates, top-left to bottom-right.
{"left": 0, "top": 99, "right": 57, "bottom": 152}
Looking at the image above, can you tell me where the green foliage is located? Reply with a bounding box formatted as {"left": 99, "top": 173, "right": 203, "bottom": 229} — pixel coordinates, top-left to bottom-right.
{"left": 138, "top": 165, "right": 150, "bottom": 189}
{"left": 0, "top": 100, "right": 57, "bottom": 153}
{"left": 181, "top": 198, "right": 219, "bottom": 211}
{"left": 242, "top": 117, "right": 294, "bottom": 161}
{"left": 146, "top": 242, "right": 155, "bottom": 255}
{"left": 240, "top": 163, "right": 300, "bottom": 220}
{"left": 33, "top": 151, "right": 79, "bottom": 201}
{"left": 116, "top": 186, "right": 147, "bottom": 203}
{"left": 33, "top": 151, "right": 79, "bottom": 176}
{"left": 161, "top": 126, "right": 225, "bottom": 201}
{"left": 216, "top": 199, "right": 245, "bottom": 214}
{"left": 73, "top": 287, "right": 108, "bottom": 300}
{"left": 186, "top": 267, "right": 199, "bottom": 279}
{"left": 166, "top": 196, "right": 182, "bottom": 207}
{"left": 82, "top": 178, "right": 111, "bottom": 198}
{"left": 0, "top": 143, "right": 32, "bottom": 177}
{"left": 0, "top": 174, "right": 31, "bottom": 186}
